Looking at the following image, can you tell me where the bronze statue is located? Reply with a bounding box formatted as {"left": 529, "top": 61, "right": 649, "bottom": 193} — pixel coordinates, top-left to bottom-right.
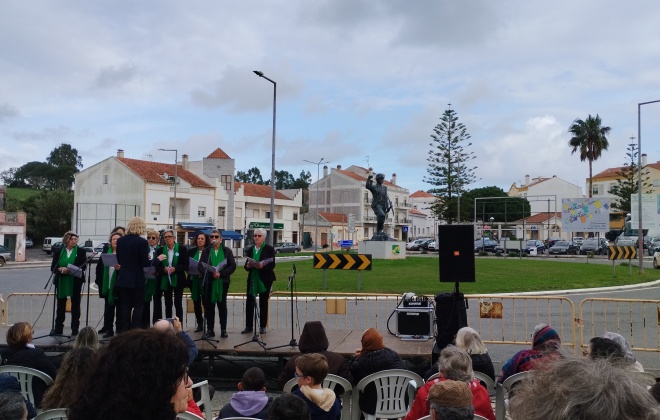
{"left": 366, "top": 173, "right": 392, "bottom": 240}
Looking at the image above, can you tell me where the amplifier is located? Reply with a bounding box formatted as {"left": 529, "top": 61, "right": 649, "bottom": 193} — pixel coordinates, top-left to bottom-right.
{"left": 401, "top": 296, "right": 432, "bottom": 308}
{"left": 395, "top": 307, "right": 433, "bottom": 340}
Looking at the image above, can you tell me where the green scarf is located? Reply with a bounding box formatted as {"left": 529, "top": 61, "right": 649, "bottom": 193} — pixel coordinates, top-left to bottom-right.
{"left": 249, "top": 243, "right": 267, "bottom": 296}
{"left": 210, "top": 246, "right": 226, "bottom": 303}
{"left": 57, "top": 246, "right": 77, "bottom": 298}
{"left": 190, "top": 249, "right": 202, "bottom": 301}
{"left": 102, "top": 248, "right": 118, "bottom": 305}
{"left": 160, "top": 243, "right": 180, "bottom": 290}
{"left": 144, "top": 246, "right": 159, "bottom": 302}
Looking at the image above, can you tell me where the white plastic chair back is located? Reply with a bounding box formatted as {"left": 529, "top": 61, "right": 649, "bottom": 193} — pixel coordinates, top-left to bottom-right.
{"left": 473, "top": 371, "right": 495, "bottom": 394}
{"left": 353, "top": 369, "right": 423, "bottom": 420}
{"left": 474, "top": 415, "right": 489, "bottom": 420}
{"left": 426, "top": 372, "right": 440, "bottom": 381}
{"left": 283, "top": 374, "right": 353, "bottom": 420}
{"left": 176, "top": 412, "right": 204, "bottom": 420}
{"left": 634, "top": 371, "right": 658, "bottom": 387}
{"left": 282, "top": 377, "right": 297, "bottom": 393}
{"left": 190, "top": 380, "right": 213, "bottom": 420}
{"left": 495, "top": 371, "right": 530, "bottom": 420}
{"left": 33, "top": 408, "right": 68, "bottom": 420}
{"left": 0, "top": 365, "right": 54, "bottom": 411}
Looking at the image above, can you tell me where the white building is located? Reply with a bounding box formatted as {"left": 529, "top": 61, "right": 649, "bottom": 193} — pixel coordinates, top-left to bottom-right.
{"left": 508, "top": 175, "right": 583, "bottom": 214}
{"left": 408, "top": 190, "right": 437, "bottom": 240}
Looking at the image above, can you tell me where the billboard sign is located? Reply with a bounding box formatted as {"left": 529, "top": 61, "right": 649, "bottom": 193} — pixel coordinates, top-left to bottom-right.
{"left": 561, "top": 197, "right": 610, "bottom": 232}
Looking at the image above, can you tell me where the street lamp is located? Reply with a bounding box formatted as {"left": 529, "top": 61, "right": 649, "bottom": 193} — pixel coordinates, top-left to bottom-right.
{"left": 636, "top": 99, "right": 660, "bottom": 273}
{"left": 158, "top": 148, "right": 178, "bottom": 233}
{"left": 253, "top": 70, "right": 277, "bottom": 246}
{"left": 304, "top": 158, "right": 326, "bottom": 251}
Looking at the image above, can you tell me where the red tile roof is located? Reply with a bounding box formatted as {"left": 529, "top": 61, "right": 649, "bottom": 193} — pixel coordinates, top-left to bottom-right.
{"left": 410, "top": 190, "right": 435, "bottom": 198}
{"left": 593, "top": 166, "right": 625, "bottom": 178}
{"left": 518, "top": 212, "right": 561, "bottom": 223}
{"left": 236, "top": 182, "right": 292, "bottom": 200}
{"left": 206, "top": 148, "right": 231, "bottom": 159}
{"left": 409, "top": 208, "right": 427, "bottom": 216}
{"left": 319, "top": 212, "right": 348, "bottom": 223}
{"left": 117, "top": 157, "right": 213, "bottom": 188}
{"left": 335, "top": 169, "right": 401, "bottom": 188}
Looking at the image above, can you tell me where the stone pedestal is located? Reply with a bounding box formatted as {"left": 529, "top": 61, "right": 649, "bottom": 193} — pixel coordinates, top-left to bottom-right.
{"left": 358, "top": 240, "right": 406, "bottom": 259}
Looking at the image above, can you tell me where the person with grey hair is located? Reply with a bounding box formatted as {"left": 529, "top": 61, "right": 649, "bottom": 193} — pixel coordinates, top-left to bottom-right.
{"left": 50, "top": 230, "right": 87, "bottom": 336}
{"left": 116, "top": 216, "right": 150, "bottom": 331}
{"left": 243, "top": 228, "right": 275, "bottom": 334}
{"left": 199, "top": 229, "right": 236, "bottom": 338}
{"left": 0, "top": 391, "right": 28, "bottom": 420}
{"left": 601, "top": 331, "right": 644, "bottom": 372}
{"left": 155, "top": 229, "right": 189, "bottom": 322}
{"left": 425, "top": 327, "right": 495, "bottom": 382}
{"left": 508, "top": 357, "right": 660, "bottom": 420}
{"left": 405, "top": 346, "right": 494, "bottom": 420}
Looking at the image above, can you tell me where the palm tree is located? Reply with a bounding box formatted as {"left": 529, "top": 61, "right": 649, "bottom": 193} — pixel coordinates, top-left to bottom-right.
{"left": 568, "top": 114, "right": 611, "bottom": 197}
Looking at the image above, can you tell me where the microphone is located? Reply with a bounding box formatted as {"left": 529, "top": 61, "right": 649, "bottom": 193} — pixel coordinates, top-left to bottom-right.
{"left": 211, "top": 240, "right": 216, "bottom": 245}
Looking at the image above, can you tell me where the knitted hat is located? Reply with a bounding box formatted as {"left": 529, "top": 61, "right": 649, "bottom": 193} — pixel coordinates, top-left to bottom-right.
{"left": 532, "top": 324, "right": 560, "bottom": 349}
{"left": 360, "top": 328, "right": 385, "bottom": 353}
{"left": 427, "top": 380, "right": 472, "bottom": 408}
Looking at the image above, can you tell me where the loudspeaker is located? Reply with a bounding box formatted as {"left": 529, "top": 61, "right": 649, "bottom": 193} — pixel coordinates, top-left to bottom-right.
{"left": 437, "top": 225, "right": 476, "bottom": 283}
{"left": 432, "top": 292, "right": 468, "bottom": 364}
{"left": 396, "top": 308, "right": 433, "bottom": 337}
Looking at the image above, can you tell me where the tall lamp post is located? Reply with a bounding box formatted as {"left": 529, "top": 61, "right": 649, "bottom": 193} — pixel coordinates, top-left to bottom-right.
{"left": 253, "top": 70, "right": 277, "bottom": 246}
{"left": 304, "top": 158, "right": 326, "bottom": 251}
{"left": 158, "top": 148, "right": 178, "bottom": 233}
{"left": 637, "top": 99, "right": 660, "bottom": 273}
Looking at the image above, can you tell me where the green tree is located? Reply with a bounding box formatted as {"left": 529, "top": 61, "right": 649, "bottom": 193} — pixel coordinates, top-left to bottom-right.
{"left": 424, "top": 106, "right": 477, "bottom": 223}
{"left": 12, "top": 161, "right": 52, "bottom": 189}
{"left": 291, "top": 170, "right": 312, "bottom": 190}
{"left": 568, "top": 114, "right": 611, "bottom": 197}
{"left": 47, "top": 143, "right": 83, "bottom": 189}
{"left": 23, "top": 189, "right": 74, "bottom": 240}
{"left": 609, "top": 142, "right": 652, "bottom": 213}
{"left": 460, "top": 186, "right": 531, "bottom": 223}
{"left": 235, "top": 167, "right": 265, "bottom": 184}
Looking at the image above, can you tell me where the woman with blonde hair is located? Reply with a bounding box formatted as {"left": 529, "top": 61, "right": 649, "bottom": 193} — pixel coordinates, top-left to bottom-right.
{"left": 454, "top": 327, "right": 495, "bottom": 381}
{"left": 73, "top": 326, "right": 100, "bottom": 350}
{"left": 116, "top": 216, "right": 150, "bottom": 331}
{"left": 41, "top": 347, "right": 97, "bottom": 410}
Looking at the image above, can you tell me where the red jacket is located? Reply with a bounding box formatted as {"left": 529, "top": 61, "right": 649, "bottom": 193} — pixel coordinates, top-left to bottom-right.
{"left": 404, "top": 377, "right": 494, "bottom": 420}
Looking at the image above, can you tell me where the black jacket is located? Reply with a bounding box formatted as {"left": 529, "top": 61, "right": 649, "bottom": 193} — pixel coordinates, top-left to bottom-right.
{"left": 198, "top": 244, "right": 237, "bottom": 284}
{"left": 50, "top": 245, "right": 87, "bottom": 286}
{"left": 1, "top": 346, "right": 58, "bottom": 407}
{"left": 243, "top": 244, "right": 276, "bottom": 288}
{"left": 115, "top": 234, "right": 150, "bottom": 288}
{"left": 349, "top": 347, "right": 407, "bottom": 415}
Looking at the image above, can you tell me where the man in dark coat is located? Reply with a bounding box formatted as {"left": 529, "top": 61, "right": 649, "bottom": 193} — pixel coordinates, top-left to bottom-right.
{"left": 155, "top": 229, "right": 189, "bottom": 321}
{"left": 50, "top": 231, "right": 87, "bottom": 336}
{"left": 243, "top": 228, "right": 275, "bottom": 334}
{"left": 116, "top": 217, "right": 150, "bottom": 332}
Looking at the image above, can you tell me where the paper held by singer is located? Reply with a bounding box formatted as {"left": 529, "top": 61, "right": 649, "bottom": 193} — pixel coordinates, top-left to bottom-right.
{"left": 200, "top": 259, "right": 228, "bottom": 274}
{"left": 187, "top": 258, "right": 200, "bottom": 275}
{"left": 101, "top": 253, "right": 118, "bottom": 266}
{"left": 246, "top": 257, "right": 273, "bottom": 268}
{"left": 143, "top": 266, "right": 156, "bottom": 280}
{"left": 66, "top": 264, "right": 84, "bottom": 278}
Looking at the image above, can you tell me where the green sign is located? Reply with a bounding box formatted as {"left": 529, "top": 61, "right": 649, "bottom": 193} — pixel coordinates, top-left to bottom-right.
{"left": 248, "top": 222, "right": 284, "bottom": 229}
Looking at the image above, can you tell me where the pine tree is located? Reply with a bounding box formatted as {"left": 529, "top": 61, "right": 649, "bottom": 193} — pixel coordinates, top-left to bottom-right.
{"left": 609, "top": 142, "right": 652, "bottom": 212}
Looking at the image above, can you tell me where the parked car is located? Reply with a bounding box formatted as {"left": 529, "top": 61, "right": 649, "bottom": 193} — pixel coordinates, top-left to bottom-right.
{"left": 579, "top": 238, "right": 608, "bottom": 255}
{"left": 616, "top": 239, "right": 636, "bottom": 247}
{"left": 654, "top": 251, "right": 660, "bottom": 269}
{"left": 406, "top": 239, "right": 427, "bottom": 251}
{"left": 427, "top": 241, "right": 437, "bottom": 251}
{"left": 524, "top": 239, "right": 546, "bottom": 255}
{"left": 572, "top": 236, "right": 585, "bottom": 246}
{"left": 546, "top": 237, "right": 562, "bottom": 248}
{"left": 43, "top": 236, "right": 63, "bottom": 255}
{"left": 0, "top": 244, "right": 11, "bottom": 267}
{"left": 273, "top": 242, "right": 301, "bottom": 254}
{"left": 25, "top": 238, "right": 33, "bottom": 248}
{"left": 549, "top": 240, "right": 579, "bottom": 255}
{"left": 648, "top": 238, "right": 660, "bottom": 256}
{"left": 474, "top": 239, "right": 499, "bottom": 253}
{"left": 615, "top": 234, "right": 638, "bottom": 246}
{"left": 83, "top": 243, "right": 108, "bottom": 262}
{"left": 418, "top": 239, "right": 434, "bottom": 251}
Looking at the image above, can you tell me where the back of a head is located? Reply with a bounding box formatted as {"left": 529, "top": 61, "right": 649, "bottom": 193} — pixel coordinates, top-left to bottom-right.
{"left": 508, "top": 357, "right": 660, "bottom": 420}
{"left": 269, "top": 394, "right": 311, "bottom": 420}
{"left": 601, "top": 332, "right": 637, "bottom": 364}
{"left": 360, "top": 328, "right": 384, "bottom": 353}
{"left": 126, "top": 216, "right": 146, "bottom": 235}
{"left": 0, "top": 392, "right": 27, "bottom": 420}
{"left": 73, "top": 326, "right": 99, "bottom": 350}
{"left": 588, "top": 337, "right": 625, "bottom": 362}
{"left": 427, "top": 380, "right": 474, "bottom": 420}
{"left": 298, "top": 321, "right": 329, "bottom": 353}
{"left": 41, "top": 347, "right": 97, "bottom": 410}
{"left": 241, "top": 367, "right": 266, "bottom": 391}
{"left": 295, "top": 353, "right": 329, "bottom": 385}
{"left": 6, "top": 322, "right": 32, "bottom": 348}
{"left": 455, "top": 327, "right": 487, "bottom": 355}
{"left": 532, "top": 323, "right": 561, "bottom": 352}
{"left": 438, "top": 346, "right": 473, "bottom": 382}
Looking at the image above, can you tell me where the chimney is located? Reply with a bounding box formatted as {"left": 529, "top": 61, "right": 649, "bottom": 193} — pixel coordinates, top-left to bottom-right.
{"left": 337, "top": 164, "right": 342, "bottom": 170}
{"left": 641, "top": 153, "right": 647, "bottom": 166}
{"left": 117, "top": 149, "right": 124, "bottom": 158}
{"left": 182, "top": 154, "right": 189, "bottom": 170}
{"left": 525, "top": 174, "right": 530, "bottom": 185}
{"left": 391, "top": 173, "right": 397, "bottom": 185}
{"left": 323, "top": 165, "right": 328, "bottom": 177}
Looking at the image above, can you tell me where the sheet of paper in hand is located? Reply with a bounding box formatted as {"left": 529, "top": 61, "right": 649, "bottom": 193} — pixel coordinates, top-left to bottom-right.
{"left": 143, "top": 266, "right": 156, "bottom": 279}
{"left": 101, "top": 253, "right": 118, "bottom": 266}
{"left": 66, "top": 264, "right": 84, "bottom": 278}
{"left": 201, "top": 259, "right": 228, "bottom": 274}
{"left": 187, "top": 258, "right": 200, "bottom": 275}
{"left": 247, "top": 257, "right": 273, "bottom": 267}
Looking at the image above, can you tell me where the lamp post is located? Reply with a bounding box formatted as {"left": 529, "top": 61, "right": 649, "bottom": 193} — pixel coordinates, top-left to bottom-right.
{"left": 636, "top": 99, "right": 660, "bottom": 273}
{"left": 158, "top": 148, "right": 178, "bottom": 233}
{"left": 304, "top": 158, "right": 326, "bottom": 251}
{"left": 253, "top": 70, "right": 276, "bottom": 246}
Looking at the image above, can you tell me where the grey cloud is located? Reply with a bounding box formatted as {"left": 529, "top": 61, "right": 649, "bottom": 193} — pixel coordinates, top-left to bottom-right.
{"left": 93, "top": 62, "right": 139, "bottom": 90}
{"left": 0, "top": 103, "right": 20, "bottom": 123}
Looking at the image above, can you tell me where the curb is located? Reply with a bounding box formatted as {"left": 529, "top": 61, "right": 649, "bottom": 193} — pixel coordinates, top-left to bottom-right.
{"left": 488, "top": 279, "right": 660, "bottom": 296}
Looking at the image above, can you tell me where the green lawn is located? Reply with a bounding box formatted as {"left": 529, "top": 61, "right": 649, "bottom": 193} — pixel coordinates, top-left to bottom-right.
{"left": 7, "top": 187, "right": 41, "bottom": 202}
{"left": 267, "top": 256, "right": 659, "bottom": 295}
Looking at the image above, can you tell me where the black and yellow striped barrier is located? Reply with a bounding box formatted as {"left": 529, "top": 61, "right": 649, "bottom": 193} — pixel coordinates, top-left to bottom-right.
{"left": 313, "top": 253, "right": 372, "bottom": 270}
{"left": 608, "top": 245, "right": 637, "bottom": 260}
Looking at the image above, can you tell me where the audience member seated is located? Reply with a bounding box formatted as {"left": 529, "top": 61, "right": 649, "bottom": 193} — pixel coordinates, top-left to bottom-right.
{"left": 424, "top": 327, "right": 495, "bottom": 382}
{"left": 601, "top": 331, "right": 644, "bottom": 372}
{"left": 153, "top": 317, "right": 198, "bottom": 366}
{"left": 0, "top": 322, "right": 58, "bottom": 408}
{"left": 0, "top": 375, "right": 36, "bottom": 419}
{"left": 349, "top": 328, "right": 407, "bottom": 416}
{"left": 0, "top": 391, "right": 29, "bottom": 420}
{"left": 67, "top": 328, "right": 192, "bottom": 420}
{"left": 269, "top": 394, "right": 311, "bottom": 420}
{"left": 650, "top": 382, "right": 660, "bottom": 405}
{"left": 499, "top": 323, "right": 562, "bottom": 384}
{"left": 277, "top": 321, "right": 352, "bottom": 389}
{"left": 292, "top": 354, "right": 341, "bottom": 420}
{"left": 72, "top": 326, "right": 100, "bottom": 350}
{"left": 406, "top": 346, "right": 494, "bottom": 420}
{"left": 427, "top": 380, "right": 474, "bottom": 420}
{"left": 41, "top": 347, "right": 97, "bottom": 410}
{"left": 587, "top": 337, "right": 626, "bottom": 362}
{"left": 508, "top": 357, "right": 660, "bottom": 420}
{"left": 218, "top": 367, "right": 273, "bottom": 419}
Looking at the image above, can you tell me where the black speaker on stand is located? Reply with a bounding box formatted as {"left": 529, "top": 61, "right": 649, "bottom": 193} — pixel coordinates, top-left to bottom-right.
{"left": 432, "top": 225, "right": 473, "bottom": 365}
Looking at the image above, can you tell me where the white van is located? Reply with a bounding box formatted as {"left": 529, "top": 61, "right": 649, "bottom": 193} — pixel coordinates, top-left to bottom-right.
{"left": 43, "top": 236, "right": 62, "bottom": 255}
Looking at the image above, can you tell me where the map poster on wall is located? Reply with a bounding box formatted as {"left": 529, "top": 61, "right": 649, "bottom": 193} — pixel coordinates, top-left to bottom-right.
{"left": 630, "top": 194, "right": 660, "bottom": 231}
{"left": 561, "top": 197, "right": 610, "bottom": 232}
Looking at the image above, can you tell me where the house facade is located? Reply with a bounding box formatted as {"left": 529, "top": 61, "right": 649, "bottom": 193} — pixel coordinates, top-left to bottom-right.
{"left": 589, "top": 154, "right": 660, "bottom": 207}
{"left": 508, "top": 175, "right": 583, "bottom": 214}
{"left": 408, "top": 190, "right": 437, "bottom": 240}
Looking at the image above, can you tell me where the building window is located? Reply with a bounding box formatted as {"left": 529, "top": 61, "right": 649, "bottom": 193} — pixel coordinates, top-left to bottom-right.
{"left": 592, "top": 184, "right": 600, "bottom": 195}
{"left": 221, "top": 175, "right": 232, "bottom": 191}
{"left": 293, "top": 213, "right": 298, "bottom": 220}
{"left": 266, "top": 211, "right": 271, "bottom": 218}
{"left": 218, "top": 206, "right": 226, "bottom": 216}
{"left": 364, "top": 192, "right": 369, "bottom": 203}
{"left": 103, "top": 175, "right": 108, "bottom": 184}
{"left": 151, "top": 203, "right": 160, "bottom": 215}
{"left": 395, "top": 197, "right": 399, "bottom": 206}
{"left": 198, "top": 207, "right": 206, "bottom": 217}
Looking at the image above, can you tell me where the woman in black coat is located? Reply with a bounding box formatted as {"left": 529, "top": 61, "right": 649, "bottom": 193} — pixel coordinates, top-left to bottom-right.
{"left": 50, "top": 231, "right": 87, "bottom": 336}
{"left": 242, "top": 228, "right": 275, "bottom": 334}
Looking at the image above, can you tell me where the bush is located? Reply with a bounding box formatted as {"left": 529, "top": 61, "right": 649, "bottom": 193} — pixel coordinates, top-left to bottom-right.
{"left": 507, "top": 251, "right": 520, "bottom": 257}
{"left": 478, "top": 251, "right": 489, "bottom": 257}
{"left": 587, "top": 251, "right": 595, "bottom": 258}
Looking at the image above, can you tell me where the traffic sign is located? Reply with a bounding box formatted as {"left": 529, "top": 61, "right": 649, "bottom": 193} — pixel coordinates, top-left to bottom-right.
{"left": 313, "top": 253, "right": 372, "bottom": 270}
{"left": 338, "top": 240, "right": 354, "bottom": 249}
{"left": 608, "top": 245, "right": 637, "bottom": 260}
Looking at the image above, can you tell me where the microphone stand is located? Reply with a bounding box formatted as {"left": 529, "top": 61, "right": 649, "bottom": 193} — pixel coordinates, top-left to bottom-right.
{"left": 195, "top": 242, "right": 219, "bottom": 348}
{"left": 32, "top": 270, "right": 61, "bottom": 342}
{"left": 235, "top": 259, "right": 267, "bottom": 351}
{"left": 58, "top": 250, "right": 97, "bottom": 345}
{"left": 267, "top": 264, "right": 299, "bottom": 350}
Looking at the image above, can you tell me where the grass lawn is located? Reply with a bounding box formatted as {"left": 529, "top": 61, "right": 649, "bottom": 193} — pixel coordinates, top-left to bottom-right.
{"left": 7, "top": 187, "right": 41, "bottom": 202}
{"left": 267, "top": 256, "right": 659, "bottom": 295}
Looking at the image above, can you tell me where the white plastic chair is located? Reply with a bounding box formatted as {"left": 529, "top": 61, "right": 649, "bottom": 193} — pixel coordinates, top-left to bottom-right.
{"left": 0, "top": 365, "right": 54, "bottom": 411}
{"left": 33, "top": 408, "right": 68, "bottom": 420}
{"left": 190, "top": 380, "right": 213, "bottom": 420}
{"left": 176, "top": 412, "right": 204, "bottom": 420}
{"left": 474, "top": 415, "right": 489, "bottom": 420}
{"left": 473, "top": 371, "right": 495, "bottom": 394}
{"left": 352, "top": 369, "right": 423, "bottom": 420}
{"left": 495, "top": 371, "right": 530, "bottom": 420}
{"left": 426, "top": 372, "right": 440, "bottom": 381}
{"left": 634, "top": 371, "right": 658, "bottom": 387}
{"left": 283, "top": 374, "right": 353, "bottom": 420}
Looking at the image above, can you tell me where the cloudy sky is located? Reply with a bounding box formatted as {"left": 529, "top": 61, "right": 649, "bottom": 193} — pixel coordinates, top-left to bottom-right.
{"left": 2, "top": 1, "right": 660, "bottom": 195}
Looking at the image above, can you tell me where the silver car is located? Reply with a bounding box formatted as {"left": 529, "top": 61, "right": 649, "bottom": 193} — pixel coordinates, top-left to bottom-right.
{"left": 0, "top": 244, "right": 11, "bottom": 267}
{"left": 273, "top": 242, "right": 301, "bottom": 254}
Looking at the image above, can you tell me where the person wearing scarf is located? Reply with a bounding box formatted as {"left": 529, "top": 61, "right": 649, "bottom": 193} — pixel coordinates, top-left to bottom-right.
{"left": 142, "top": 230, "right": 165, "bottom": 328}
{"left": 498, "top": 323, "right": 563, "bottom": 383}
{"left": 189, "top": 232, "right": 211, "bottom": 332}
{"left": 199, "top": 229, "right": 236, "bottom": 338}
{"left": 155, "top": 229, "right": 189, "bottom": 321}
{"left": 50, "top": 231, "right": 87, "bottom": 336}
{"left": 242, "top": 228, "right": 276, "bottom": 335}
{"left": 94, "top": 231, "right": 122, "bottom": 338}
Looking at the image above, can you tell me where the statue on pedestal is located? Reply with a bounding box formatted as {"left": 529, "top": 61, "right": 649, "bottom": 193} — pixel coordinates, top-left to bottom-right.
{"left": 366, "top": 173, "right": 392, "bottom": 241}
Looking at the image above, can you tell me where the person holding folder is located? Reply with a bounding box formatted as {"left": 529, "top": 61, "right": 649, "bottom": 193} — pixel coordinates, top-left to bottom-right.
{"left": 155, "top": 229, "right": 189, "bottom": 321}
{"left": 50, "top": 231, "right": 87, "bottom": 336}
{"left": 243, "top": 228, "right": 275, "bottom": 335}
{"left": 143, "top": 230, "right": 164, "bottom": 328}
{"left": 188, "top": 232, "right": 211, "bottom": 332}
{"left": 95, "top": 231, "right": 123, "bottom": 337}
